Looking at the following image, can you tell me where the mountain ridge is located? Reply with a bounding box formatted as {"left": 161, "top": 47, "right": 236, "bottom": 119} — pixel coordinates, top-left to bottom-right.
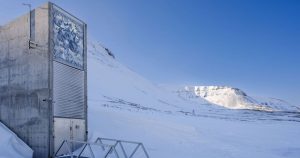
{"left": 180, "top": 86, "right": 299, "bottom": 112}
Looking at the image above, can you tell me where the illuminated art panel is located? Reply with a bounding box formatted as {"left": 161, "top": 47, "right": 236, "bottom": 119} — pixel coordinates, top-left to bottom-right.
{"left": 51, "top": 5, "right": 84, "bottom": 69}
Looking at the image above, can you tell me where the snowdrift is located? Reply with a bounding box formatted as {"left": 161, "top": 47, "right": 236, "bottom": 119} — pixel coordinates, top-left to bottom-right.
{"left": 0, "top": 122, "right": 33, "bottom": 158}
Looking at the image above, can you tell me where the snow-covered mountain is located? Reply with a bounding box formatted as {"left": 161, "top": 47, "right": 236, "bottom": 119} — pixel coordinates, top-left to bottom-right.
{"left": 87, "top": 41, "right": 210, "bottom": 114}
{"left": 87, "top": 41, "right": 300, "bottom": 158}
{"left": 254, "top": 97, "right": 300, "bottom": 111}
{"left": 180, "top": 86, "right": 300, "bottom": 112}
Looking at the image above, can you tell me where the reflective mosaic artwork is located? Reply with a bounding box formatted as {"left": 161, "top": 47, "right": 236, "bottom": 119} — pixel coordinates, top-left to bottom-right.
{"left": 52, "top": 6, "right": 84, "bottom": 69}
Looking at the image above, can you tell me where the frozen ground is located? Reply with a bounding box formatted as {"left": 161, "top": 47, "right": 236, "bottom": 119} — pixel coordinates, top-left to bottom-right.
{"left": 87, "top": 41, "right": 300, "bottom": 158}
{"left": 89, "top": 106, "right": 300, "bottom": 158}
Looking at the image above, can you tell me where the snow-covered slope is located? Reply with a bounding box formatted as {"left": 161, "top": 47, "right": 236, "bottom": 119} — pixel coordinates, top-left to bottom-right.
{"left": 0, "top": 122, "right": 33, "bottom": 158}
{"left": 87, "top": 41, "right": 209, "bottom": 114}
{"left": 87, "top": 41, "right": 300, "bottom": 158}
{"left": 182, "top": 86, "right": 300, "bottom": 112}
{"left": 254, "top": 97, "right": 300, "bottom": 111}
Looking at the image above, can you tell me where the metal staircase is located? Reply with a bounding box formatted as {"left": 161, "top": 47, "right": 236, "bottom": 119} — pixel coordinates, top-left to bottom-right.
{"left": 54, "top": 137, "right": 150, "bottom": 158}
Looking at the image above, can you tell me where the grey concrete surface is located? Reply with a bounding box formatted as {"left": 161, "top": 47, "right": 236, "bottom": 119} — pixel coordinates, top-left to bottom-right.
{"left": 0, "top": 2, "right": 87, "bottom": 158}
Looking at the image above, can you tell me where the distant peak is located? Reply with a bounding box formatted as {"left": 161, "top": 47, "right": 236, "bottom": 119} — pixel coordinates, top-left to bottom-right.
{"left": 190, "top": 86, "right": 247, "bottom": 97}
{"left": 181, "top": 85, "right": 298, "bottom": 112}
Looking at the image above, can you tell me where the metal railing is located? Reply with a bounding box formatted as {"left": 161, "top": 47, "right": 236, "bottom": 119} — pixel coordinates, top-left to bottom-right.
{"left": 54, "top": 138, "right": 150, "bottom": 158}
{"left": 54, "top": 140, "right": 120, "bottom": 158}
{"left": 95, "top": 138, "right": 150, "bottom": 158}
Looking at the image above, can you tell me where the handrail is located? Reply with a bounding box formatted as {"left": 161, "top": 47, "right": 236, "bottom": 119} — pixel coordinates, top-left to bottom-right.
{"left": 54, "top": 140, "right": 117, "bottom": 158}
{"left": 54, "top": 138, "right": 150, "bottom": 158}
{"left": 95, "top": 137, "right": 150, "bottom": 158}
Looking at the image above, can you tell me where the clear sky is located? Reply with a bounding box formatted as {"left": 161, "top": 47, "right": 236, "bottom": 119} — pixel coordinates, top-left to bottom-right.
{"left": 1, "top": 0, "right": 299, "bottom": 105}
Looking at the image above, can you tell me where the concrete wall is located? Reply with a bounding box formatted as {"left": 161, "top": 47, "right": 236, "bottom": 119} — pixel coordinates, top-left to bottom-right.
{"left": 0, "top": 3, "right": 50, "bottom": 158}
{"left": 0, "top": 3, "right": 88, "bottom": 157}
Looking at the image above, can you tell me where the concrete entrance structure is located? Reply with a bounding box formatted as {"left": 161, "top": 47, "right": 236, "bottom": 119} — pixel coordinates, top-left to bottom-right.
{"left": 0, "top": 2, "right": 87, "bottom": 157}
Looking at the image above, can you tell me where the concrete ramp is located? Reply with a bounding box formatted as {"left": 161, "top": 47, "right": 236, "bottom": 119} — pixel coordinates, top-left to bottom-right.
{"left": 0, "top": 122, "right": 33, "bottom": 158}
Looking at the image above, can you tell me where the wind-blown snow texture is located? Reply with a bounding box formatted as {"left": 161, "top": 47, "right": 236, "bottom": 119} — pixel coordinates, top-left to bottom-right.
{"left": 0, "top": 122, "right": 33, "bottom": 158}
{"left": 87, "top": 41, "right": 300, "bottom": 158}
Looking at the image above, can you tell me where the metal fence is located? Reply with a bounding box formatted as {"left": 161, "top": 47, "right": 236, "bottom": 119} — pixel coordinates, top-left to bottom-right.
{"left": 54, "top": 137, "right": 150, "bottom": 158}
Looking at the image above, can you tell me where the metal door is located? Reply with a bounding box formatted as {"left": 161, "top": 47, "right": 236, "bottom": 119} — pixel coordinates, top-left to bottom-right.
{"left": 53, "top": 117, "right": 85, "bottom": 154}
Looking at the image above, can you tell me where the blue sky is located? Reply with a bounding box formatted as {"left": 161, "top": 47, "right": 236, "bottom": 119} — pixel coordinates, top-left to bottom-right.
{"left": 1, "top": 0, "right": 299, "bottom": 105}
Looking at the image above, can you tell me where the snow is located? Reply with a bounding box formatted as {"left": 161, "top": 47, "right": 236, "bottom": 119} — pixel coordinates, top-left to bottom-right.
{"left": 1, "top": 40, "right": 299, "bottom": 158}
{"left": 0, "top": 122, "right": 33, "bottom": 158}
{"left": 89, "top": 108, "right": 300, "bottom": 158}
{"left": 181, "top": 86, "right": 300, "bottom": 112}
{"left": 254, "top": 97, "right": 300, "bottom": 111}
{"left": 87, "top": 41, "right": 300, "bottom": 158}
{"left": 87, "top": 41, "right": 208, "bottom": 113}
